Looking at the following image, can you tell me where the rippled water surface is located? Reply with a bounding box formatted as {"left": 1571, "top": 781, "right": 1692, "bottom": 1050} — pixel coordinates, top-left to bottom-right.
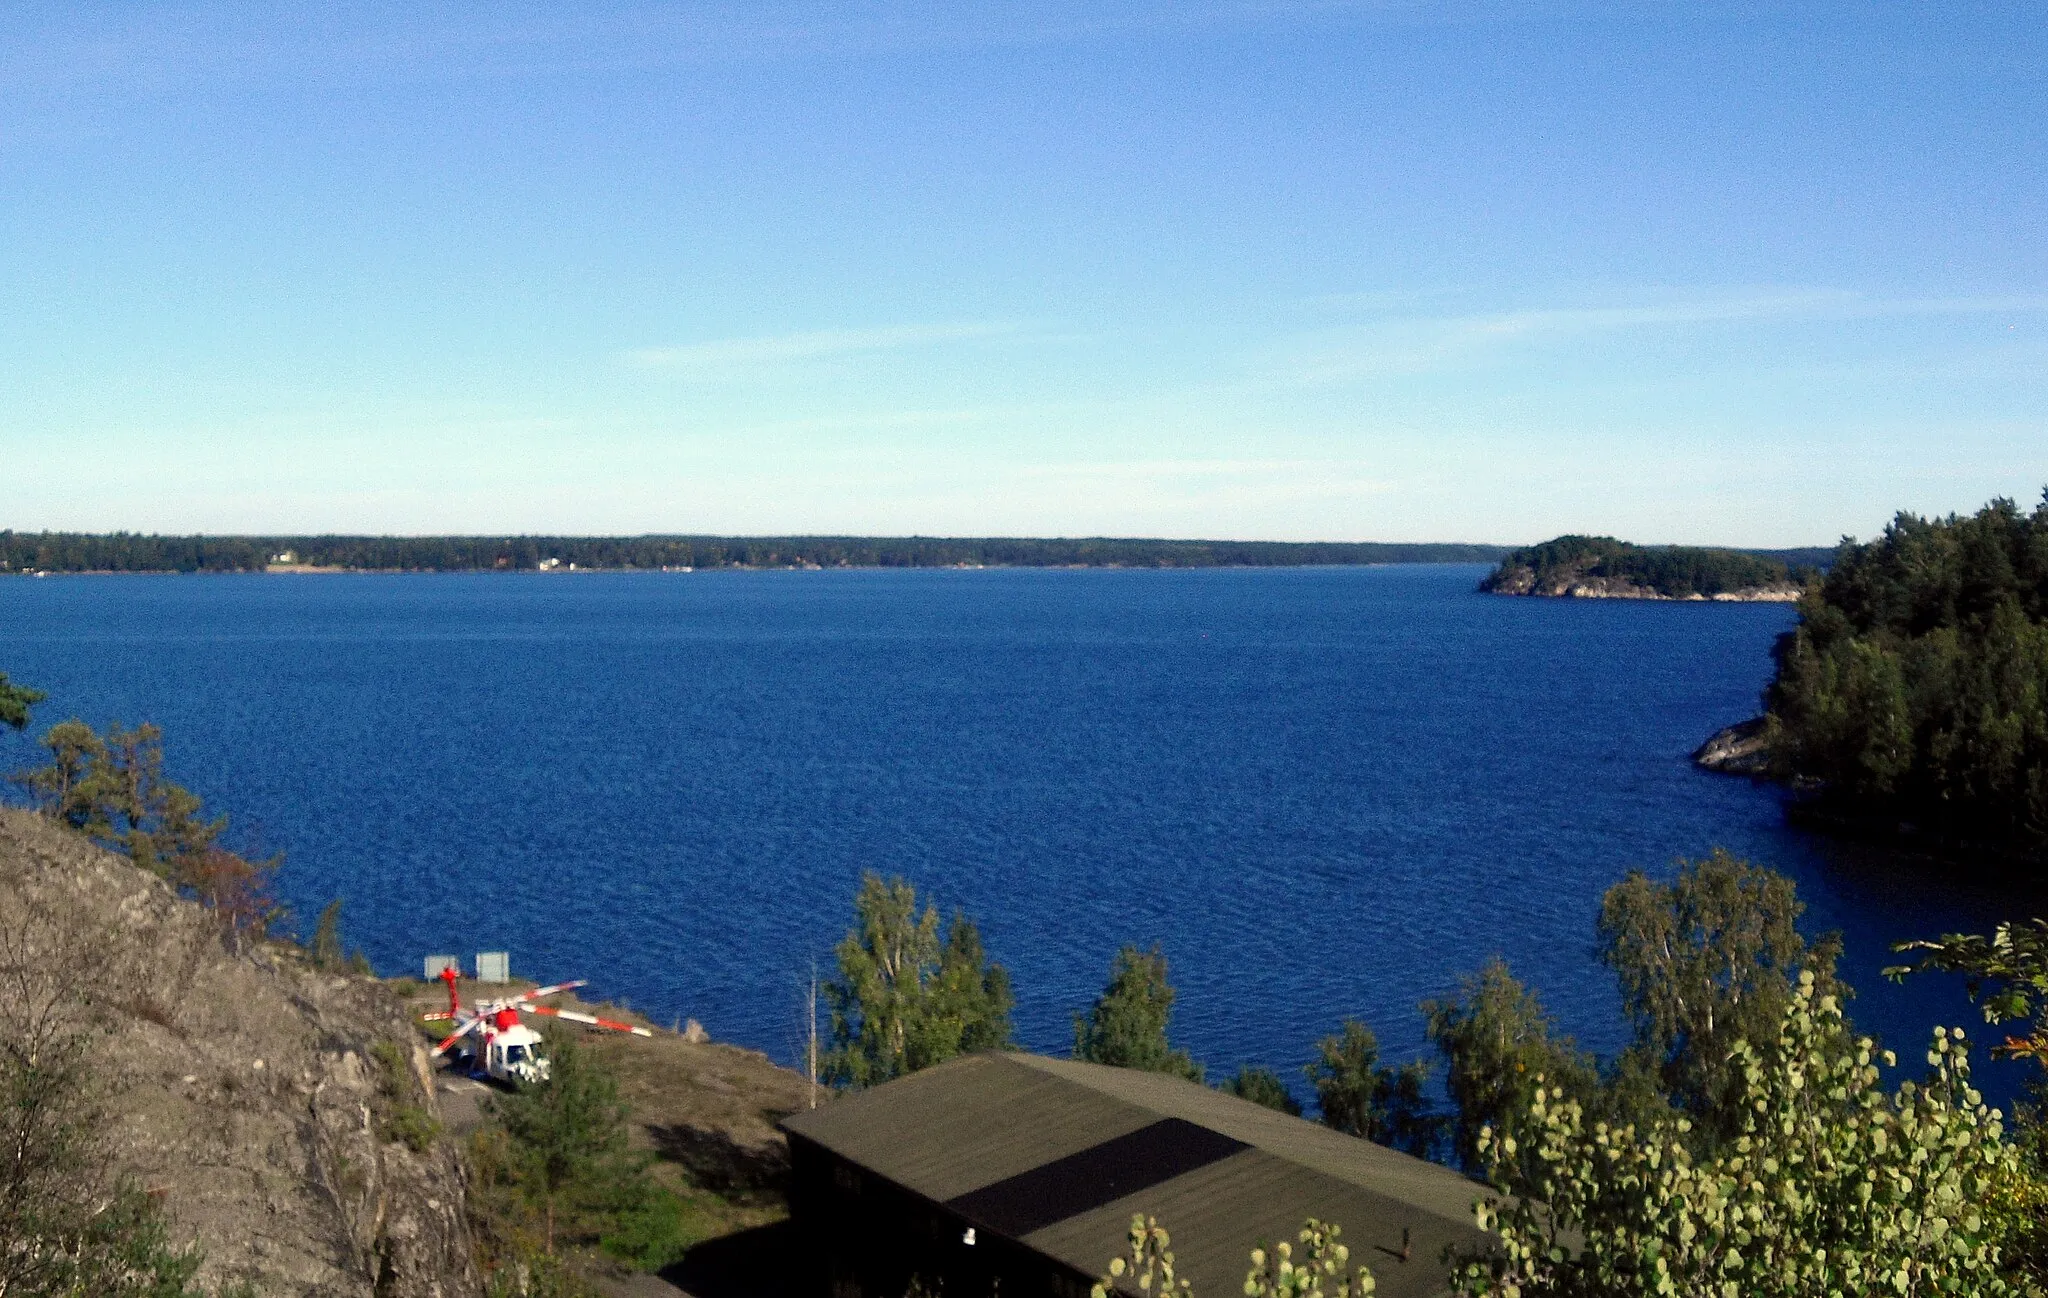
{"left": 2, "top": 567, "right": 2035, "bottom": 1104}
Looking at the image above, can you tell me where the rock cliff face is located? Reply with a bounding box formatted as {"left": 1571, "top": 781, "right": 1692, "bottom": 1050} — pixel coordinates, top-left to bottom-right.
{"left": 0, "top": 808, "right": 483, "bottom": 1298}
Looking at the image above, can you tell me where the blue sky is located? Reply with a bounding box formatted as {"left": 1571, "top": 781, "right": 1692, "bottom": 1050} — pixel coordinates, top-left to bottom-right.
{"left": 2, "top": 2, "right": 2043, "bottom": 545}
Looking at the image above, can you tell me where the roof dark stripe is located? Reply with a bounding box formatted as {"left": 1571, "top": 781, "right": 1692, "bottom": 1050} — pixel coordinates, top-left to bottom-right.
{"left": 943, "top": 1118, "right": 1247, "bottom": 1238}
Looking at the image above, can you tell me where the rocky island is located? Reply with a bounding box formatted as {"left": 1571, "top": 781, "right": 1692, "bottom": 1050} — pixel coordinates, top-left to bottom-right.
{"left": 1480, "top": 535, "right": 1817, "bottom": 601}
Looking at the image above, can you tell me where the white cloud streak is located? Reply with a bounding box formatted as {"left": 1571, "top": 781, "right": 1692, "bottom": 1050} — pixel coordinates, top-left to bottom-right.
{"left": 1267, "top": 290, "right": 2048, "bottom": 384}
{"left": 1013, "top": 457, "right": 1358, "bottom": 481}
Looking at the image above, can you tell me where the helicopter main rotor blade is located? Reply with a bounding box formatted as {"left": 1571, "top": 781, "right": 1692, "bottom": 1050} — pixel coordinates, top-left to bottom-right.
{"left": 510, "top": 979, "right": 588, "bottom": 1006}
{"left": 523, "top": 1004, "right": 653, "bottom": 1037}
{"left": 431, "top": 1017, "right": 483, "bottom": 1056}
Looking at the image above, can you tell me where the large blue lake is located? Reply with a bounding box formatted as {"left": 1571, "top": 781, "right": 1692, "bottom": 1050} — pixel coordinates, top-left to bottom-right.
{"left": 1, "top": 566, "right": 2036, "bottom": 1105}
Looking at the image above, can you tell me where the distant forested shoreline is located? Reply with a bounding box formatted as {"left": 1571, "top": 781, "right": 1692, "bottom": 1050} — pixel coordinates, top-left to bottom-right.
{"left": 0, "top": 532, "right": 1510, "bottom": 574}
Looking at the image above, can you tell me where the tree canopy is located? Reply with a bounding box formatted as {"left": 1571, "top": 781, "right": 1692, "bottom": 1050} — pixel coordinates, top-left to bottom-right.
{"left": 481, "top": 1033, "right": 637, "bottom": 1258}
{"left": 1596, "top": 848, "right": 1845, "bottom": 1138}
{"left": 0, "top": 672, "right": 42, "bottom": 731}
{"left": 1074, "top": 853, "right": 2042, "bottom": 1297}
{"left": 1303, "top": 1019, "right": 1439, "bottom": 1156}
{"left": 1220, "top": 1065, "right": 1301, "bottom": 1117}
{"left": 1073, "top": 945, "right": 1203, "bottom": 1082}
{"left": 1453, "top": 976, "right": 2017, "bottom": 1298}
{"left": 1764, "top": 490, "right": 2048, "bottom": 854}
{"left": 1423, "top": 957, "right": 1597, "bottom": 1177}
{"left": 1888, "top": 916, "right": 2048, "bottom": 1067}
{"left": 0, "top": 530, "right": 1505, "bottom": 574}
{"left": 1481, "top": 535, "right": 1815, "bottom": 597}
{"left": 9, "top": 719, "right": 279, "bottom": 948}
{"left": 822, "top": 873, "right": 1013, "bottom": 1089}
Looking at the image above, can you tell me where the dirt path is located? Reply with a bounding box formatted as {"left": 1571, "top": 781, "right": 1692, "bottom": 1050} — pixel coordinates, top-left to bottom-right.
{"left": 433, "top": 1070, "right": 494, "bottom": 1136}
{"left": 592, "top": 1273, "right": 692, "bottom": 1298}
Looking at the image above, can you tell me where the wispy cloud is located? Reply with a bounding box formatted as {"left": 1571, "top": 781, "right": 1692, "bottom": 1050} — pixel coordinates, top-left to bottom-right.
{"left": 624, "top": 322, "right": 1015, "bottom": 375}
{"left": 1265, "top": 290, "right": 2048, "bottom": 384}
{"left": 1014, "top": 457, "right": 1350, "bottom": 481}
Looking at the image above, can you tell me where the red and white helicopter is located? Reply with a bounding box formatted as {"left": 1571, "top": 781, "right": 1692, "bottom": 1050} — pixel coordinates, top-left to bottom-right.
{"left": 426, "top": 965, "right": 652, "bottom": 1085}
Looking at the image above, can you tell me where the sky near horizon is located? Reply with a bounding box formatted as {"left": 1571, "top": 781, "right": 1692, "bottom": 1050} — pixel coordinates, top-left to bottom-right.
{"left": 2, "top": 3, "right": 2044, "bottom": 546}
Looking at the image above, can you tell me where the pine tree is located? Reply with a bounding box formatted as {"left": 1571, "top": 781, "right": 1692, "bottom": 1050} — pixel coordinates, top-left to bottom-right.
{"left": 486, "top": 1035, "right": 631, "bottom": 1255}
{"left": 1423, "top": 958, "right": 1596, "bottom": 1176}
{"left": 1073, "top": 945, "right": 1202, "bottom": 1082}
{"left": 1305, "top": 1019, "right": 1440, "bottom": 1156}
{"left": 0, "top": 672, "right": 43, "bottom": 731}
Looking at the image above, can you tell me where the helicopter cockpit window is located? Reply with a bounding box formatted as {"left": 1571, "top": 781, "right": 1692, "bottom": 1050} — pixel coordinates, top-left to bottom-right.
{"left": 505, "top": 1044, "right": 529, "bottom": 1064}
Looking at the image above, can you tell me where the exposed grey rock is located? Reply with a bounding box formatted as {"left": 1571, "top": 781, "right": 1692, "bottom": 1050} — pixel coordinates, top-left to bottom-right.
{"left": 1693, "top": 717, "right": 1775, "bottom": 776}
{"left": 1486, "top": 570, "right": 1802, "bottom": 601}
{"left": 0, "top": 809, "right": 483, "bottom": 1298}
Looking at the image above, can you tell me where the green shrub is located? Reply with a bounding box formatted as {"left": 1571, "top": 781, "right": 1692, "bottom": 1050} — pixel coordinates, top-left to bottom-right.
{"left": 384, "top": 1104, "right": 442, "bottom": 1154}
{"left": 1221, "top": 1065, "right": 1301, "bottom": 1116}
{"left": 368, "top": 1039, "right": 441, "bottom": 1152}
{"left": 598, "top": 1185, "right": 712, "bottom": 1271}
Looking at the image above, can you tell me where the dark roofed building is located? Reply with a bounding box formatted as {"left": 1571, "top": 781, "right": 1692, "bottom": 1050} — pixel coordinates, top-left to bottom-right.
{"left": 781, "top": 1051, "right": 1495, "bottom": 1298}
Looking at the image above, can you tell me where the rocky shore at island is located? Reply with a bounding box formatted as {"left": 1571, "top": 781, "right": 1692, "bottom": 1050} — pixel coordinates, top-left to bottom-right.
{"left": 1692, "top": 716, "right": 1777, "bottom": 775}
{"left": 1479, "top": 535, "right": 1818, "bottom": 603}
{"left": 1483, "top": 568, "right": 1803, "bottom": 601}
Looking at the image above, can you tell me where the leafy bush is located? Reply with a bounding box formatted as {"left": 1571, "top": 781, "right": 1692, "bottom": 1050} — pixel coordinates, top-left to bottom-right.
{"left": 1090, "top": 1214, "right": 1377, "bottom": 1298}
{"left": 481, "top": 1249, "right": 604, "bottom": 1298}
{"left": 367, "top": 1039, "right": 441, "bottom": 1153}
{"left": 1453, "top": 974, "right": 2018, "bottom": 1297}
{"left": 384, "top": 1104, "right": 442, "bottom": 1154}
